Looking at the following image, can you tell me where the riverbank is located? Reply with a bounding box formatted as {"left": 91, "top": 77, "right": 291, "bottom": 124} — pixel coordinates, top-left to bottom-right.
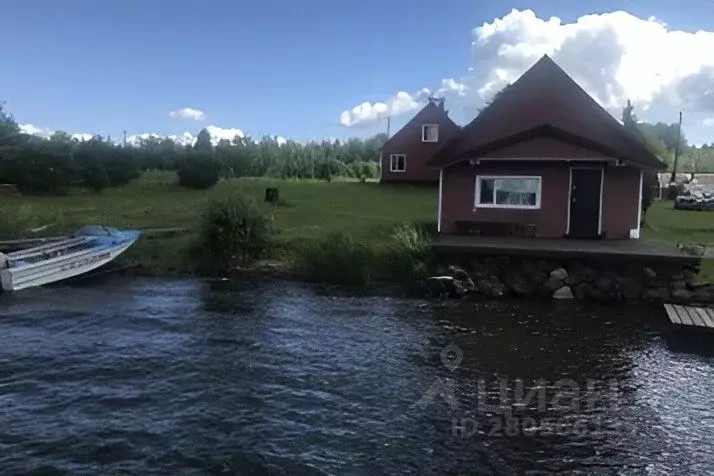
{"left": 2, "top": 171, "right": 714, "bottom": 287}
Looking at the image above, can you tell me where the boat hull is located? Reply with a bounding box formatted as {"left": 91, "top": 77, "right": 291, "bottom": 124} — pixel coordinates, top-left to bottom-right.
{"left": 1, "top": 235, "right": 138, "bottom": 291}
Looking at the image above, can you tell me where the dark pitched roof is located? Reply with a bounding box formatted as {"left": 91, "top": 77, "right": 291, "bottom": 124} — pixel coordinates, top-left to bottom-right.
{"left": 381, "top": 99, "right": 460, "bottom": 149}
{"left": 427, "top": 55, "right": 665, "bottom": 169}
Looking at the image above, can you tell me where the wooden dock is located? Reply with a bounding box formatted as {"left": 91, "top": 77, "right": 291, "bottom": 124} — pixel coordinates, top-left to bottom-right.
{"left": 664, "top": 303, "right": 714, "bottom": 329}
{"left": 432, "top": 235, "right": 701, "bottom": 266}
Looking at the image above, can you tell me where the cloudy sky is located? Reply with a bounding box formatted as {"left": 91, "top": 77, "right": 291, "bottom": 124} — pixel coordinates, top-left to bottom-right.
{"left": 2, "top": 0, "right": 714, "bottom": 144}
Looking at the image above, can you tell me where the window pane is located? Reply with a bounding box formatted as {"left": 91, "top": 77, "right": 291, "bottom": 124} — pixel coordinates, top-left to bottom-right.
{"left": 479, "top": 179, "right": 494, "bottom": 204}
{"left": 391, "top": 155, "right": 405, "bottom": 171}
{"left": 424, "top": 125, "right": 439, "bottom": 142}
{"left": 494, "top": 178, "right": 538, "bottom": 206}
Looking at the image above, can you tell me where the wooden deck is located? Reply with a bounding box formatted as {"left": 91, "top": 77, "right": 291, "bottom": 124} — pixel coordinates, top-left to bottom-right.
{"left": 664, "top": 304, "right": 714, "bottom": 329}
{"left": 432, "top": 235, "right": 701, "bottom": 265}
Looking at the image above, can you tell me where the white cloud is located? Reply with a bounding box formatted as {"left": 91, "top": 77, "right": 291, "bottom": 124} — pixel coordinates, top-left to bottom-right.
{"left": 168, "top": 107, "right": 207, "bottom": 121}
{"left": 437, "top": 78, "right": 468, "bottom": 97}
{"left": 205, "top": 125, "right": 244, "bottom": 143}
{"left": 19, "top": 123, "right": 51, "bottom": 137}
{"left": 704, "top": 118, "right": 714, "bottom": 126}
{"left": 71, "top": 133, "right": 92, "bottom": 142}
{"left": 168, "top": 132, "right": 196, "bottom": 146}
{"left": 276, "top": 136, "right": 287, "bottom": 146}
{"left": 20, "top": 124, "right": 93, "bottom": 141}
{"left": 339, "top": 9, "right": 714, "bottom": 141}
{"left": 127, "top": 126, "right": 249, "bottom": 147}
{"left": 339, "top": 91, "right": 424, "bottom": 127}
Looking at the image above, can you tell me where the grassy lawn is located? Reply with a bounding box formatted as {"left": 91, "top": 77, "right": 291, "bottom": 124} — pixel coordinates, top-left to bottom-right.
{"left": 642, "top": 199, "right": 714, "bottom": 282}
{"left": 642, "top": 199, "right": 714, "bottom": 246}
{"left": 2, "top": 171, "right": 714, "bottom": 280}
{"left": 0, "top": 171, "right": 436, "bottom": 241}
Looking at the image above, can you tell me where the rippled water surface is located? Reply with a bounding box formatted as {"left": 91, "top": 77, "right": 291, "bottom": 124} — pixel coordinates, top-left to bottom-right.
{"left": 0, "top": 277, "right": 712, "bottom": 474}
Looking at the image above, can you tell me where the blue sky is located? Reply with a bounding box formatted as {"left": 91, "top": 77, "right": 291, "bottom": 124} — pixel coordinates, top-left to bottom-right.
{"left": 2, "top": 0, "right": 714, "bottom": 144}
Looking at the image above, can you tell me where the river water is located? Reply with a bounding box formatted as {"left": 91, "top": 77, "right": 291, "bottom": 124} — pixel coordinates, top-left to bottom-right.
{"left": 0, "top": 277, "right": 711, "bottom": 475}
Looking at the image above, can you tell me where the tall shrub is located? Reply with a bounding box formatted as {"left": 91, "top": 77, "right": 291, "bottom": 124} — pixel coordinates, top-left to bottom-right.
{"left": 300, "top": 231, "right": 375, "bottom": 285}
{"left": 178, "top": 152, "right": 221, "bottom": 189}
{"left": 197, "top": 195, "right": 275, "bottom": 273}
{"left": 380, "top": 221, "right": 435, "bottom": 282}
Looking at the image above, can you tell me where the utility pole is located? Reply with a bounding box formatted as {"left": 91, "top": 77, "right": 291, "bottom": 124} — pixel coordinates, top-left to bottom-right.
{"left": 123, "top": 130, "right": 127, "bottom": 146}
{"left": 386, "top": 115, "right": 391, "bottom": 139}
{"left": 670, "top": 111, "right": 683, "bottom": 183}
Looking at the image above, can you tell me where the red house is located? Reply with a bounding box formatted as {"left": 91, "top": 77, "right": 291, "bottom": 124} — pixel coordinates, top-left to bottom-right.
{"left": 380, "top": 97, "right": 461, "bottom": 183}
{"left": 430, "top": 55, "right": 664, "bottom": 240}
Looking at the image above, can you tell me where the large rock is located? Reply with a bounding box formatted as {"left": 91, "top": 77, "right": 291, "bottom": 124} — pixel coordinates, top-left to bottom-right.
{"left": 671, "top": 288, "right": 693, "bottom": 303}
{"left": 574, "top": 282, "right": 590, "bottom": 300}
{"left": 505, "top": 273, "right": 536, "bottom": 297}
{"left": 448, "top": 265, "right": 476, "bottom": 292}
{"left": 476, "top": 278, "right": 506, "bottom": 298}
{"left": 643, "top": 287, "right": 670, "bottom": 302}
{"left": 692, "top": 284, "right": 714, "bottom": 304}
{"left": 543, "top": 276, "right": 565, "bottom": 293}
{"left": 622, "top": 277, "right": 642, "bottom": 301}
{"left": 670, "top": 279, "right": 687, "bottom": 290}
{"left": 522, "top": 259, "right": 538, "bottom": 275}
{"left": 553, "top": 286, "right": 574, "bottom": 299}
{"left": 536, "top": 259, "right": 553, "bottom": 272}
{"left": 596, "top": 277, "right": 613, "bottom": 292}
{"left": 549, "top": 267, "right": 568, "bottom": 282}
{"left": 643, "top": 267, "right": 657, "bottom": 281}
{"left": 448, "top": 265, "right": 470, "bottom": 280}
{"left": 425, "top": 276, "right": 466, "bottom": 298}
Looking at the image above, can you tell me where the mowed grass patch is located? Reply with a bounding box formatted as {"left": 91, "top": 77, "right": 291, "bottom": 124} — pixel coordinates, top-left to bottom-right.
{"left": 0, "top": 171, "right": 437, "bottom": 241}
{"left": 642, "top": 199, "right": 714, "bottom": 282}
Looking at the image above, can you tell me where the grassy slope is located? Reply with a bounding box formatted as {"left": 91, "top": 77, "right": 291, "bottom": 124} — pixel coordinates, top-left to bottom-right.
{"left": 2, "top": 171, "right": 713, "bottom": 279}
{"left": 0, "top": 172, "right": 436, "bottom": 238}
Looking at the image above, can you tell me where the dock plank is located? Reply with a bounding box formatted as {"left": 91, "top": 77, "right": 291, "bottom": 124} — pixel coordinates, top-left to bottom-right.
{"left": 664, "top": 303, "right": 714, "bottom": 329}
{"left": 694, "top": 308, "right": 713, "bottom": 327}
{"left": 664, "top": 304, "right": 681, "bottom": 324}
{"left": 674, "top": 305, "right": 693, "bottom": 326}
{"left": 704, "top": 307, "right": 714, "bottom": 327}
{"left": 687, "top": 307, "right": 706, "bottom": 327}
{"left": 697, "top": 308, "right": 714, "bottom": 327}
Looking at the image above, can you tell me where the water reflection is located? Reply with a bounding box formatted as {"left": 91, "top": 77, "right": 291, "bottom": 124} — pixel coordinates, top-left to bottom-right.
{"left": 0, "top": 277, "right": 711, "bottom": 474}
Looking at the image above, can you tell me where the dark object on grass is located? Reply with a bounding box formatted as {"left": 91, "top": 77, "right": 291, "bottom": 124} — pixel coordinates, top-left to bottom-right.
{"left": 265, "top": 188, "right": 279, "bottom": 204}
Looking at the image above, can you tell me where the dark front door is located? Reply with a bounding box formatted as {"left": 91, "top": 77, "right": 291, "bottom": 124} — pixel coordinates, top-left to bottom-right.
{"left": 568, "top": 168, "right": 602, "bottom": 238}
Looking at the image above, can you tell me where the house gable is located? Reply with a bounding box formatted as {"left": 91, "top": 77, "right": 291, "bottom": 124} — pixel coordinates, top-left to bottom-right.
{"left": 428, "top": 55, "right": 664, "bottom": 170}
{"left": 380, "top": 98, "right": 461, "bottom": 182}
{"left": 381, "top": 99, "right": 459, "bottom": 149}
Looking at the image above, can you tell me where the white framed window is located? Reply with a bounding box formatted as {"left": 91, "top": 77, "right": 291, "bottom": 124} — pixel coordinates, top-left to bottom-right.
{"left": 475, "top": 175, "right": 542, "bottom": 209}
{"left": 422, "top": 124, "right": 439, "bottom": 142}
{"left": 390, "top": 154, "right": 406, "bottom": 172}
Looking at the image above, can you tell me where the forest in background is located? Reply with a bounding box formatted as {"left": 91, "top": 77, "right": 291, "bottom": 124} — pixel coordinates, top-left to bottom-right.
{"left": 0, "top": 103, "right": 385, "bottom": 194}
{"left": 0, "top": 100, "right": 712, "bottom": 195}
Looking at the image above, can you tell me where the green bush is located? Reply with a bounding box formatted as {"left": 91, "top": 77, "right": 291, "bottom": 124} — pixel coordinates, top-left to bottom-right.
{"left": 196, "top": 195, "right": 276, "bottom": 273}
{"left": 177, "top": 152, "right": 221, "bottom": 189}
{"left": 665, "top": 182, "right": 685, "bottom": 200}
{"left": 379, "top": 221, "right": 435, "bottom": 282}
{"left": 299, "top": 231, "right": 375, "bottom": 285}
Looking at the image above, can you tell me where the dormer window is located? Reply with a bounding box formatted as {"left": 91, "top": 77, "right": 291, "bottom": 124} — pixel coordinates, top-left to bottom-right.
{"left": 422, "top": 124, "right": 439, "bottom": 143}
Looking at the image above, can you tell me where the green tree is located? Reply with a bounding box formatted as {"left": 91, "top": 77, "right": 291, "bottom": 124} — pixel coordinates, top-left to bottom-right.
{"left": 621, "top": 100, "right": 657, "bottom": 220}
{"left": 194, "top": 128, "right": 213, "bottom": 151}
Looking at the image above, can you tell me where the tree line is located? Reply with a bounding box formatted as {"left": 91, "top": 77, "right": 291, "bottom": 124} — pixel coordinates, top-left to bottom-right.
{"left": 2, "top": 99, "right": 713, "bottom": 195}
{"left": 0, "top": 103, "right": 386, "bottom": 194}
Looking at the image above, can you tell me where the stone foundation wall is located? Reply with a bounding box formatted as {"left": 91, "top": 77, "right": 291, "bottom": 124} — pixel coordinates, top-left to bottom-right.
{"left": 429, "top": 255, "right": 713, "bottom": 303}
